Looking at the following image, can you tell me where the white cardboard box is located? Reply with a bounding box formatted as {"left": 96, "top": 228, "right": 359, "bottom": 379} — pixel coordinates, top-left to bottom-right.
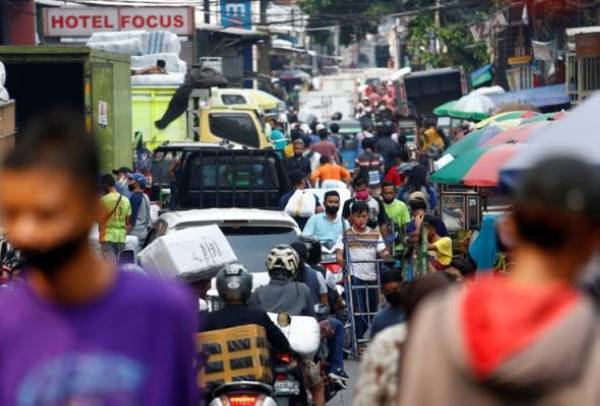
{"left": 139, "top": 224, "right": 237, "bottom": 281}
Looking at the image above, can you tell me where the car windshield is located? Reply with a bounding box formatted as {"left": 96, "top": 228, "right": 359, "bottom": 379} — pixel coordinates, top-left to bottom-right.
{"left": 220, "top": 226, "right": 298, "bottom": 273}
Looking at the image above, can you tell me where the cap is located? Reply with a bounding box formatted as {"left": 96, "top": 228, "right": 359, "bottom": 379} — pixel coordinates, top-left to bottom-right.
{"left": 408, "top": 191, "right": 427, "bottom": 204}
{"left": 112, "top": 166, "right": 132, "bottom": 175}
{"left": 127, "top": 172, "right": 147, "bottom": 189}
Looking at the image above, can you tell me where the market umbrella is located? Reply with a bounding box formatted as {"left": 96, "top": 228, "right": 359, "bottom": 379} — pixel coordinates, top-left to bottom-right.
{"left": 443, "top": 119, "right": 518, "bottom": 157}
{"left": 447, "top": 86, "right": 505, "bottom": 121}
{"left": 475, "top": 110, "right": 540, "bottom": 129}
{"left": 433, "top": 100, "right": 457, "bottom": 117}
{"left": 432, "top": 143, "right": 524, "bottom": 187}
{"left": 502, "top": 92, "right": 600, "bottom": 186}
{"left": 482, "top": 121, "right": 550, "bottom": 147}
{"left": 520, "top": 110, "right": 566, "bottom": 124}
{"left": 247, "top": 89, "right": 285, "bottom": 111}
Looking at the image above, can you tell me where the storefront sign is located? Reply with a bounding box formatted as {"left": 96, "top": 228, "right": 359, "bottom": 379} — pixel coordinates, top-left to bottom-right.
{"left": 508, "top": 55, "right": 533, "bottom": 66}
{"left": 43, "top": 7, "right": 194, "bottom": 37}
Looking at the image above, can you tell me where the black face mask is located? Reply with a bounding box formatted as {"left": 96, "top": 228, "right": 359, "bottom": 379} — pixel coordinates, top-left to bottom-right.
{"left": 383, "top": 196, "right": 395, "bottom": 204}
{"left": 127, "top": 184, "right": 136, "bottom": 192}
{"left": 385, "top": 291, "right": 403, "bottom": 307}
{"left": 325, "top": 205, "right": 339, "bottom": 215}
{"left": 20, "top": 232, "right": 88, "bottom": 279}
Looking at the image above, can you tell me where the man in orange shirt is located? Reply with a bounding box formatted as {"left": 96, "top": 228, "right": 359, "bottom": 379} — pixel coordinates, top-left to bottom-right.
{"left": 310, "top": 156, "right": 351, "bottom": 187}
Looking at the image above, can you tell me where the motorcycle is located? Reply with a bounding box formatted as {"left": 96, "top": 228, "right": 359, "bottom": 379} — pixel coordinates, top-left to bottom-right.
{"left": 270, "top": 312, "right": 321, "bottom": 406}
{"left": 271, "top": 350, "right": 308, "bottom": 406}
{"left": 208, "top": 381, "right": 276, "bottom": 406}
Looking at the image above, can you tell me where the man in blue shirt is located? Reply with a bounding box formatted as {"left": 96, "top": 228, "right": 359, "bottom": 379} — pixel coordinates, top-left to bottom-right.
{"left": 302, "top": 190, "right": 348, "bottom": 248}
{"left": 370, "top": 270, "right": 406, "bottom": 338}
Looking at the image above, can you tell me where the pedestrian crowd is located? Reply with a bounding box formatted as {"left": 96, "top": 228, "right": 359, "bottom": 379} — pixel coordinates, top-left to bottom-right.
{"left": 1, "top": 105, "right": 599, "bottom": 406}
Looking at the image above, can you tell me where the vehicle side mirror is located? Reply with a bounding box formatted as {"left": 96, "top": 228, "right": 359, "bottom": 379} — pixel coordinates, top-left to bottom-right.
{"left": 118, "top": 250, "right": 135, "bottom": 265}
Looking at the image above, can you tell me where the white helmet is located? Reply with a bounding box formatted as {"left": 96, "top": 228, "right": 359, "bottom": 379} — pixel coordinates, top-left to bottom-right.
{"left": 266, "top": 244, "right": 299, "bottom": 277}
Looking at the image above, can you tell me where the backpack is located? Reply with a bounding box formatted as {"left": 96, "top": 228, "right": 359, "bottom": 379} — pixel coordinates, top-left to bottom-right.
{"left": 358, "top": 152, "right": 381, "bottom": 186}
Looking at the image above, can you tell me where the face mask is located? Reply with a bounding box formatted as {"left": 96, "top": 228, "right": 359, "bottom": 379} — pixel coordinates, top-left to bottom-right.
{"left": 385, "top": 291, "right": 403, "bottom": 306}
{"left": 20, "top": 231, "right": 88, "bottom": 279}
{"left": 355, "top": 190, "right": 370, "bottom": 201}
{"left": 383, "top": 196, "right": 395, "bottom": 204}
{"left": 325, "top": 205, "right": 339, "bottom": 215}
{"left": 127, "top": 184, "right": 136, "bottom": 192}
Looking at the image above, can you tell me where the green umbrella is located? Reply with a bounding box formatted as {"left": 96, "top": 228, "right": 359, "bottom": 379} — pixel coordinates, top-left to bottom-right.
{"left": 434, "top": 100, "right": 457, "bottom": 117}
{"left": 431, "top": 144, "right": 523, "bottom": 186}
{"left": 432, "top": 146, "right": 491, "bottom": 184}
{"left": 447, "top": 109, "right": 490, "bottom": 121}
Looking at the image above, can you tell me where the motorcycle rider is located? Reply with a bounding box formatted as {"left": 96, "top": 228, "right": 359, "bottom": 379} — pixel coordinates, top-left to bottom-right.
{"left": 296, "top": 236, "right": 350, "bottom": 385}
{"left": 249, "top": 244, "right": 315, "bottom": 317}
{"left": 203, "top": 263, "right": 291, "bottom": 353}
{"left": 302, "top": 190, "right": 349, "bottom": 249}
{"left": 291, "top": 242, "right": 328, "bottom": 306}
{"left": 249, "top": 245, "right": 325, "bottom": 405}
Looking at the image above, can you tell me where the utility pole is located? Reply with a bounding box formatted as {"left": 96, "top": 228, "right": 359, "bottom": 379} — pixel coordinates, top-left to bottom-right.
{"left": 434, "top": 0, "right": 441, "bottom": 54}
{"left": 257, "top": 0, "right": 271, "bottom": 77}
{"left": 203, "top": 0, "right": 210, "bottom": 24}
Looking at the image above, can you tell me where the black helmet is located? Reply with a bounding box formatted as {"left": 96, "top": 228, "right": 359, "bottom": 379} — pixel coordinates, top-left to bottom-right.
{"left": 216, "top": 263, "right": 253, "bottom": 303}
{"left": 297, "top": 235, "right": 322, "bottom": 265}
{"left": 329, "top": 122, "right": 340, "bottom": 134}
{"left": 331, "top": 112, "right": 343, "bottom": 121}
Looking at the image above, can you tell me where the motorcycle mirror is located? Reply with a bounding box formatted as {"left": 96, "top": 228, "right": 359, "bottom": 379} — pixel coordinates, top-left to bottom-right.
{"left": 117, "top": 250, "right": 135, "bottom": 265}
{"left": 277, "top": 312, "right": 291, "bottom": 327}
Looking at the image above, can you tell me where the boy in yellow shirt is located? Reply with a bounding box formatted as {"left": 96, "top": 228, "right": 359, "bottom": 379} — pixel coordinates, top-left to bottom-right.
{"left": 424, "top": 214, "right": 452, "bottom": 271}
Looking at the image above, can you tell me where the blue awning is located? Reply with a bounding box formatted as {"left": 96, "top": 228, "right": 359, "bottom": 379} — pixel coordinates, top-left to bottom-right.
{"left": 487, "top": 84, "right": 570, "bottom": 109}
{"left": 470, "top": 64, "right": 493, "bottom": 88}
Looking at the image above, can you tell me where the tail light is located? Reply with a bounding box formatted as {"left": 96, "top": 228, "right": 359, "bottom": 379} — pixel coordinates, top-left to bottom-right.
{"left": 277, "top": 353, "right": 291, "bottom": 363}
{"left": 226, "top": 394, "right": 259, "bottom": 406}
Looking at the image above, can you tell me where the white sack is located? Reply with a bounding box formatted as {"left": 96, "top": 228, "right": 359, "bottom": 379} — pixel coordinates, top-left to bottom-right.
{"left": 284, "top": 190, "right": 316, "bottom": 218}
{"left": 268, "top": 313, "right": 321, "bottom": 356}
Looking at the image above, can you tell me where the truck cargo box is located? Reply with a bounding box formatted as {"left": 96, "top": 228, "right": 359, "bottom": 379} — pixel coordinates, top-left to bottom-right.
{"left": 0, "top": 46, "right": 132, "bottom": 172}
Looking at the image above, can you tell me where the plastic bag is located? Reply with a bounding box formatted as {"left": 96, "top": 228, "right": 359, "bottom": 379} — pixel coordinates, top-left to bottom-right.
{"left": 284, "top": 190, "right": 316, "bottom": 218}
{"left": 268, "top": 313, "right": 321, "bottom": 356}
{"left": 87, "top": 38, "right": 143, "bottom": 55}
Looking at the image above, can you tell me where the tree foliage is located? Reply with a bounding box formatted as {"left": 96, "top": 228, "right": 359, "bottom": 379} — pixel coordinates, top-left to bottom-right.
{"left": 298, "top": 0, "right": 492, "bottom": 71}
{"left": 407, "top": 15, "right": 489, "bottom": 72}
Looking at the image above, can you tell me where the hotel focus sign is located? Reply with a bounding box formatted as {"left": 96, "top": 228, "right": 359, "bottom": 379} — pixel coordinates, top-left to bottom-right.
{"left": 43, "top": 7, "right": 194, "bottom": 37}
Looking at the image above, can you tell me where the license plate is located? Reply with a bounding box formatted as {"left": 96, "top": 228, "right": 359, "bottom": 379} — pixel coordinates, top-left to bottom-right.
{"left": 274, "top": 380, "right": 300, "bottom": 395}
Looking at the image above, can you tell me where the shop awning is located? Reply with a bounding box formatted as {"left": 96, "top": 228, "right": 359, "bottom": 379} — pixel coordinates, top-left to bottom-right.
{"left": 487, "top": 84, "right": 570, "bottom": 109}
{"left": 471, "top": 64, "right": 493, "bottom": 88}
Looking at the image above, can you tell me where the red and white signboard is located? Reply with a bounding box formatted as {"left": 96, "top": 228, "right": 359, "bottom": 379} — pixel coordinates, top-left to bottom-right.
{"left": 43, "top": 7, "right": 194, "bottom": 37}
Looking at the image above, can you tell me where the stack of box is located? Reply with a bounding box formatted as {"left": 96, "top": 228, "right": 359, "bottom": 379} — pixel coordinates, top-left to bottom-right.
{"left": 197, "top": 324, "right": 272, "bottom": 388}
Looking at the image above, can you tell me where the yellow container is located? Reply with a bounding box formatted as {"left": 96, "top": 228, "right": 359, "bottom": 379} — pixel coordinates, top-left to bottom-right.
{"left": 132, "top": 85, "right": 189, "bottom": 151}
{"left": 197, "top": 324, "right": 272, "bottom": 388}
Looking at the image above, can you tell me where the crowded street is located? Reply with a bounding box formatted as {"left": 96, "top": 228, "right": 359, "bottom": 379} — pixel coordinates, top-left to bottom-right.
{"left": 1, "top": 0, "right": 600, "bottom": 405}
